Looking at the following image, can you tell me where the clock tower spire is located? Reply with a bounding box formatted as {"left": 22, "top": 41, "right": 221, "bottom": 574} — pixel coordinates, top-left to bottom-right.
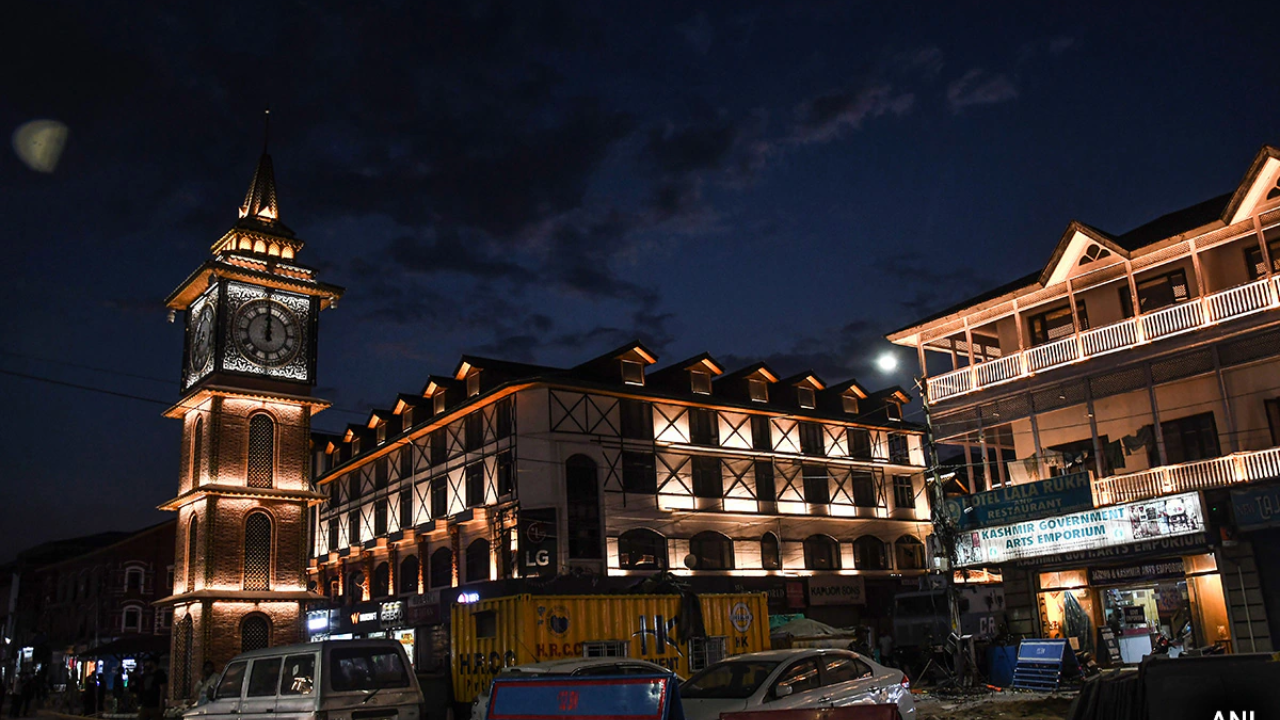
{"left": 159, "top": 122, "right": 344, "bottom": 703}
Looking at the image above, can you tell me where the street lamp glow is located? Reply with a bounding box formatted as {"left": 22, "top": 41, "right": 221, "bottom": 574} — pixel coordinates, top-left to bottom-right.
{"left": 875, "top": 352, "right": 898, "bottom": 373}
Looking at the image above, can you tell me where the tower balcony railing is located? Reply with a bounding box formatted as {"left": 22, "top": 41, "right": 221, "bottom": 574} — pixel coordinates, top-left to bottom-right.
{"left": 1093, "top": 446, "right": 1280, "bottom": 506}
{"left": 926, "top": 276, "right": 1280, "bottom": 402}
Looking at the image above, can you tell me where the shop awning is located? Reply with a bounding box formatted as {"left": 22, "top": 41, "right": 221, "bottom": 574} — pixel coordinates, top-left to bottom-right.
{"left": 79, "top": 635, "right": 169, "bottom": 659}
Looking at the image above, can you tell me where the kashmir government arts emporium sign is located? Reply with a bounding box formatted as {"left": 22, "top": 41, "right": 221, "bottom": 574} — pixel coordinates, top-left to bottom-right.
{"left": 942, "top": 472, "right": 1093, "bottom": 530}
{"left": 955, "top": 491, "right": 1204, "bottom": 567}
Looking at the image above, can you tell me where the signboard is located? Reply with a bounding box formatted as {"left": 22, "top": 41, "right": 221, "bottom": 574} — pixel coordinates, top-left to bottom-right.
{"left": 807, "top": 575, "right": 866, "bottom": 606}
{"left": 1231, "top": 483, "right": 1280, "bottom": 531}
{"left": 944, "top": 472, "right": 1094, "bottom": 530}
{"left": 487, "top": 675, "right": 681, "bottom": 720}
{"left": 1098, "top": 627, "right": 1122, "bottom": 663}
{"left": 406, "top": 590, "right": 442, "bottom": 625}
{"left": 956, "top": 492, "right": 1204, "bottom": 567}
{"left": 1088, "top": 559, "right": 1185, "bottom": 587}
{"left": 1123, "top": 606, "right": 1146, "bottom": 624}
{"left": 1008, "top": 532, "right": 1207, "bottom": 569}
{"left": 520, "top": 508, "right": 559, "bottom": 579}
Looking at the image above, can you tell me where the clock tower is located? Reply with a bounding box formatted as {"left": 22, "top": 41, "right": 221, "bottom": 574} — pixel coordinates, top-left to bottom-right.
{"left": 160, "top": 129, "right": 344, "bottom": 703}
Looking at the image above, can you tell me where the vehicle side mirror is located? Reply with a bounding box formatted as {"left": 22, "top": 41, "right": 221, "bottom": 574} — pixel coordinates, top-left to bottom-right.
{"left": 774, "top": 685, "right": 793, "bottom": 699}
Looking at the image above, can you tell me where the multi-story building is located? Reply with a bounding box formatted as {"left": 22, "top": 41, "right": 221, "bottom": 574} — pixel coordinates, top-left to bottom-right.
{"left": 32, "top": 521, "right": 177, "bottom": 691}
{"left": 889, "top": 144, "right": 1280, "bottom": 660}
{"left": 307, "top": 344, "right": 931, "bottom": 670}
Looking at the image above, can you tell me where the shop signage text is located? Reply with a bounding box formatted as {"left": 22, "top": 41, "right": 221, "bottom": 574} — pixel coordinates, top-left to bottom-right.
{"left": 807, "top": 575, "right": 866, "bottom": 606}
{"left": 944, "top": 472, "right": 1093, "bottom": 530}
{"left": 1088, "top": 559, "right": 1185, "bottom": 587}
{"left": 956, "top": 492, "right": 1204, "bottom": 566}
{"left": 520, "top": 508, "right": 559, "bottom": 579}
{"left": 1231, "top": 484, "right": 1280, "bottom": 531}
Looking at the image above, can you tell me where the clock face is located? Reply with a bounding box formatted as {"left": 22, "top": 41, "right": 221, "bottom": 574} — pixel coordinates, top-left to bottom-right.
{"left": 232, "top": 299, "right": 301, "bottom": 367}
{"left": 189, "top": 305, "right": 215, "bottom": 372}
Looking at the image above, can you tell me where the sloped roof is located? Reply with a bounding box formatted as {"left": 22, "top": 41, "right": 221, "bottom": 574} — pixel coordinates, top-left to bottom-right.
{"left": 235, "top": 151, "right": 295, "bottom": 238}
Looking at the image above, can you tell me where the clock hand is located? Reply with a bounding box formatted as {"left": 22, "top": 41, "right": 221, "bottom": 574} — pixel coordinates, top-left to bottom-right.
{"left": 264, "top": 314, "right": 274, "bottom": 343}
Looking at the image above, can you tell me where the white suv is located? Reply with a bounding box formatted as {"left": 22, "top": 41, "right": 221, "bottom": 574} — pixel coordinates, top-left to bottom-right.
{"left": 680, "top": 648, "right": 914, "bottom": 720}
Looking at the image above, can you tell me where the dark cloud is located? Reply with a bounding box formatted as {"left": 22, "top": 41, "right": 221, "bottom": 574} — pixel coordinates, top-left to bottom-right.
{"left": 791, "top": 84, "right": 914, "bottom": 144}
{"left": 875, "top": 252, "right": 998, "bottom": 318}
{"left": 946, "top": 69, "right": 1018, "bottom": 112}
{"left": 647, "top": 121, "right": 738, "bottom": 175}
{"left": 716, "top": 320, "right": 883, "bottom": 384}
{"left": 387, "top": 232, "right": 525, "bottom": 281}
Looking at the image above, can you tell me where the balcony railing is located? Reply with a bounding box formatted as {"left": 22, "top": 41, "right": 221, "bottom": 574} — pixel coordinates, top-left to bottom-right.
{"left": 1093, "top": 446, "right": 1280, "bottom": 506}
{"left": 927, "top": 277, "right": 1280, "bottom": 402}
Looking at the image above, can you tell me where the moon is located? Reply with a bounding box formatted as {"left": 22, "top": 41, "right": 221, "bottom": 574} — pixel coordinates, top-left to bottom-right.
{"left": 12, "top": 120, "right": 69, "bottom": 173}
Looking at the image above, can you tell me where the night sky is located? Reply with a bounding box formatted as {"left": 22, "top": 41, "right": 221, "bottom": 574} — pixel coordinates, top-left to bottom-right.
{"left": 3, "top": 1, "right": 1279, "bottom": 560}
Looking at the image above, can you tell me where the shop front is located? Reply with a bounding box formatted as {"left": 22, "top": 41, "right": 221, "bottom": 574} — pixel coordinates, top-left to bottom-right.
{"left": 957, "top": 490, "right": 1234, "bottom": 664}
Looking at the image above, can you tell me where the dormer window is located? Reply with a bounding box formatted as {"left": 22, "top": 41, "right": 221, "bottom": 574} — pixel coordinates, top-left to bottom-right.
{"left": 1077, "top": 243, "right": 1112, "bottom": 267}
{"left": 886, "top": 401, "right": 902, "bottom": 421}
{"left": 748, "top": 379, "right": 768, "bottom": 403}
{"left": 621, "top": 360, "right": 644, "bottom": 386}
{"left": 796, "top": 387, "right": 816, "bottom": 410}
{"left": 376, "top": 424, "right": 386, "bottom": 445}
{"left": 352, "top": 437, "right": 362, "bottom": 455}
{"left": 690, "top": 370, "right": 711, "bottom": 395}
{"left": 467, "top": 372, "right": 481, "bottom": 397}
{"left": 433, "top": 392, "right": 446, "bottom": 415}
{"left": 842, "top": 395, "right": 859, "bottom": 414}
{"left": 402, "top": 408, "right": 414, "bottom": 428}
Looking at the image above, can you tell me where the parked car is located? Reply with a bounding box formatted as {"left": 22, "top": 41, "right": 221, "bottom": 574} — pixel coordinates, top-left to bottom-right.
{"left": 679, "top": 648, "right": 914, "bottom": 720}
{"left": 470, "top": 657, "right": 675, "bottom": 720}
{"left": 185, "top": 639, "right": 423, "bottom": 720}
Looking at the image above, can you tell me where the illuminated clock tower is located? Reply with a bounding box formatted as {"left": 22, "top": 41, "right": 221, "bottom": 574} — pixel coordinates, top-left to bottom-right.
{"left": 160, "top": 128, "right": 344, "bottom": 702}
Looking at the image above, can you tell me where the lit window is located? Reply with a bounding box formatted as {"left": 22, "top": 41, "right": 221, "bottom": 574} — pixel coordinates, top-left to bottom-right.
{"left": 402, "top": 407, "right": 414, "bottom": 428}
{"left": 433, "top": 392, "right": 446, "bottom": 415}
{"left": 690, "top": 370, "right": 711, "bottom": 395}
{"left": 842, "top": 395, "right": 859, "bottom": 414}
{"left": 621, "top": 360, "right": 644, "bottom": 386}
{"left": 747, "top": 379, "right": 768, "bottom": 403}
{"left": 797, "top": 386, "right": 816, "bottom": 410}
{"left": 467, "top": 372, "right": 480, "bottom": 397}
{"left": 376, "top": 424, "right": 386, "bottom": 445}
{"left": 618, "top": 529, "right": 667, "bottom": 570}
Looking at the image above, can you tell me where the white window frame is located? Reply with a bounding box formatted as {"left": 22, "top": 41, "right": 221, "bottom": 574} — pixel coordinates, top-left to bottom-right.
{"left": 748, "top": 379, "right": 768, "bottom": 403}
{"left": 467, "top": 372, "right": 481, "bottom": 397}
{"left": 690, "top": 370, "right": 711, "bottom": 395}
{"left": 122, "top": 605, "right": 143, "bottom": 632}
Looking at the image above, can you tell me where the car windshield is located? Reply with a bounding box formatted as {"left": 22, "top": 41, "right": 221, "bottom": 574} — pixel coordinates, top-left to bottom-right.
{"left": 680, "top": 662, "right": 779, "bottom": 699}
{"left": 329, "top": 647, "right": 410, "bottom": 692}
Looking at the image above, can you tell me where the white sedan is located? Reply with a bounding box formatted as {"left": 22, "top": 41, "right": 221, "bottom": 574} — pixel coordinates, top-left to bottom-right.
{"left": 680, "top": 649, "right": 914, "bottom": 720}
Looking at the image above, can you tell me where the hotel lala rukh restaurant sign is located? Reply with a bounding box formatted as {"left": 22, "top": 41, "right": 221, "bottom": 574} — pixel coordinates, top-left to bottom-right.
{"left": 956, "top": 491, "right": 1204, "bottom": 567}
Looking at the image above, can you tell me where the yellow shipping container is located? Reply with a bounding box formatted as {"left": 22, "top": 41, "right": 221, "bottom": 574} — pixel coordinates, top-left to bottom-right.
{"left": 451, "top": 593, "right": 769, "bottom": 703}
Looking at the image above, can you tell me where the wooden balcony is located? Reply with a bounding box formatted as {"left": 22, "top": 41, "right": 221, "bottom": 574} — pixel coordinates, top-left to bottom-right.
{"left": 926, "top": 277, "right": 1280, "bottom": 402}
{"left": 1093, "top": 446, "right": 1280, "bottom": 506}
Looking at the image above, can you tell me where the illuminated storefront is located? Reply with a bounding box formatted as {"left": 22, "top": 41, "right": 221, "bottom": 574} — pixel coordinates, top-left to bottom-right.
{"left": 957, "top": 491, "right": 1233, "bottom": 663}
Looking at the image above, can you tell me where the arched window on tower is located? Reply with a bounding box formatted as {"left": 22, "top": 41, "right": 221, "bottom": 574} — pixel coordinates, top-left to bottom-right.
{"left": 191, "top": 416, "right": 203, "bottom": 486}
{"left": 247, "top": 414, "right": 275, "bottom": 488}
{"left": 243, "top": 512, "right": 273, "bottom": 590}
{"left": 240, "top": 613, "right": 271, "bottom": 652}
{"left": 186, "top": 517, "right": 199, "bottom": 590}
{"left": 372, "top": 562, "right": 390, "bottom": 598}
{"left": 176, "top": 614, "right": 194, "bottom": 699}
{"left": 399, "top": 555, "right": 419, "bottom": 595}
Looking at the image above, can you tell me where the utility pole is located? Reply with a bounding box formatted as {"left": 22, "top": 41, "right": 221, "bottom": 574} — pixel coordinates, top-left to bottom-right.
{"left": 916, "top": 379, "right": 966, "bottom": 685}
